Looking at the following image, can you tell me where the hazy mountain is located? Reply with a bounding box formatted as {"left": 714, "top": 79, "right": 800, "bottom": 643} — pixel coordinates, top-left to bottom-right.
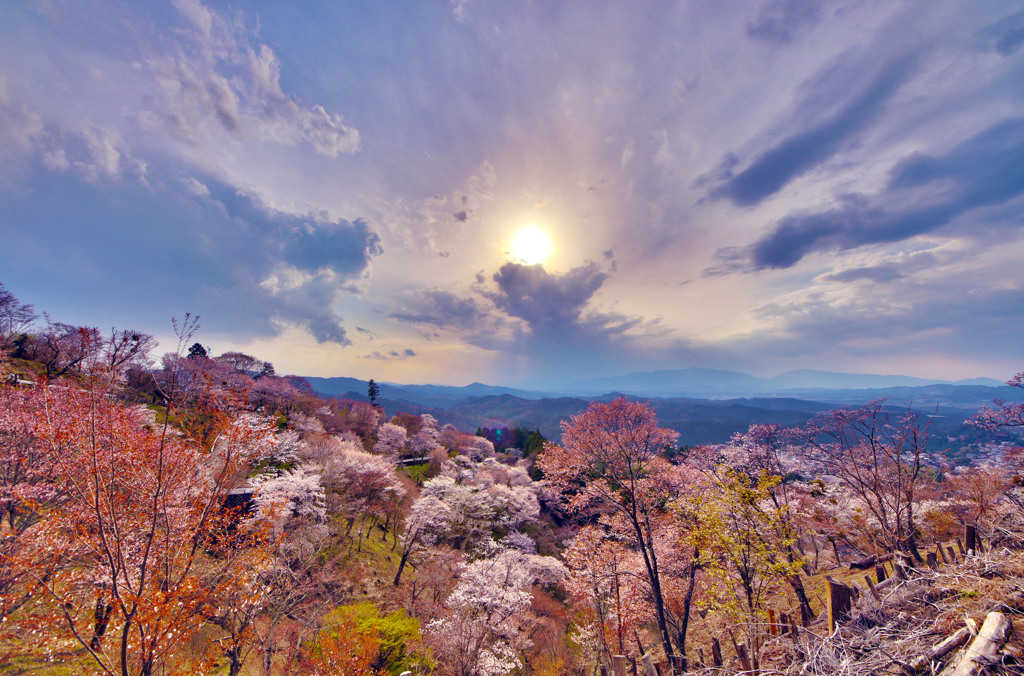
{"left": 767, "top": 370, "right": 944, "bottom": 390}
{"left": 552, "top": 368, "right": 766, "bottom": 396}
{"left": 304, "top": 370, "right": 1018, "bottom": 412}
{"left": 304, "top": 377, "right": 549, "bottom": 409}
{"left": 393, "top": 393, "right": 984, "bottom": 448}
{"left": 511, "top": 368, "right": 1011, "bottom": 402}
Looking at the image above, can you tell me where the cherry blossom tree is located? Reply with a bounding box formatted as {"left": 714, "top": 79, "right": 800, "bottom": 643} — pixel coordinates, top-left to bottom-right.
{"left": 374, "top": 422, "right": 408, "bottom": 457}
{"left": 0, "top": 378, "right": 60, "bottom": 626}
{"left": 972, "top": 371, "right": 1024, "bottom": 430}
{"left": 0, "top": 283, "right": 36, "bottom": 354}
{"left": 463, "top": 436, "right": 495, "bottom": 461}
{"left": 539, "top": 397, "right": 683, "bottom": 667}
{"left": 393, "top": 495, "right": 454, "bottom": 586}
{"left": 249, "top": 465, "right": 328, "bottom": 534}
{"left": 321, "top": 440, "right": 406, "bottom": 544}
{"left": 792, "top": 400, "right": 931, "bottom": 557}
{"left": 425, "top": 548, "right": 564, "bottom": 676}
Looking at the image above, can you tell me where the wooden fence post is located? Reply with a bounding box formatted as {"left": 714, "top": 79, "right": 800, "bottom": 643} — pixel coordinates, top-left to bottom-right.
{"left": 875, "top": 563, "right": 887, "bottom": 583}
{"left": 864, "top": 575, "right": 881, "bottom": 602}
{"left": 710, "top": 638, "right": 723, "bottom": 667}
{"left": 966, "top": 525, "right": 977, "bottom": 554}
{"left": 735, "top": 642, "right": 752, "bottom": 672}
{"left": 826, "top": 577, "right": 853, "bottom": 634}
{"left": 926, "top": 552, "right": 939, "bottom": 571}
{"left": 948, "top": 546, "right": 958, "bottom": 564}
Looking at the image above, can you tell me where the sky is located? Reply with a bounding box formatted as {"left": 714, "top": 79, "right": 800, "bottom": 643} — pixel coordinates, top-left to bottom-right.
{"left": 1, "top": 0, "right": 1023, "bottom": 386}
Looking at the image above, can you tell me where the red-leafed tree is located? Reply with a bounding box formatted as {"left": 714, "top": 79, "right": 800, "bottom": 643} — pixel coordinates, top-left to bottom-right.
{"left": 26, "top": 380, "right": 276, "bottom": 676}
{"left": 2, "top": 317, "right": 278, "bottom": 676}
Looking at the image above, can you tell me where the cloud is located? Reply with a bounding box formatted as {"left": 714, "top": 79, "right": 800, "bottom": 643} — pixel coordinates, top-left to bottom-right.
{"left": 751, "top": 271, "right": 1024, "bottom": 361}
{"left": 389, "top": 289, "right": 527, "bottom": 349}
{"left": 0, "top": 169, "right": 382, "bottom": 346}
{"left": 381, "top": 161, "right": 498, "bottom": 257}
{"left": 978, "top": 9, "right": 1024, "bottom": 56}
{"left": 144, "top": 3, "right": 360, "bottom": 157}
{"left": 709, "top": 59, "right": 911, "bottom": 207}
{"left": 391, "top": 290, "right": 494, "bottom": 330}
{"left": 733, "top": 117, "right": 1024, "bottom": 270}
{"left": 191, "top": 181, "right": 382, "bottom": 343}
{"left": 389, "top": 262, "right": 658, "bottom": 363}
{"left": 0, "top": 82, "right": 144, "bottom": 185}
{"left": 746, "top": 0, "right": 823, "bottom": 45}
{"left": 486, "top": 262, "right": 608, "bottom": 333}
{"left": 362, "top": 348, "right": 417, "bottom": 361}
{"left": 819, "top": 250, "right": 938, "bottom": 284}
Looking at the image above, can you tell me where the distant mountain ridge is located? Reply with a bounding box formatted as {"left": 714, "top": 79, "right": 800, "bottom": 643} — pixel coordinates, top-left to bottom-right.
{"left": 512, "top": 367, "right": 1004, "bottom": 397}
{"left": 301, "top": 369, "right": 1020, "bottom": 447}
{"left": 304, "top": 368, "right": 1012, "bottom": 413}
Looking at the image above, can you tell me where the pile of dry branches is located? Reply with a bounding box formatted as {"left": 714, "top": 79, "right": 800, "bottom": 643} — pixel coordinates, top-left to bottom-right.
{"left": 689, "top": 549, "right": 1024, "bottom": 675}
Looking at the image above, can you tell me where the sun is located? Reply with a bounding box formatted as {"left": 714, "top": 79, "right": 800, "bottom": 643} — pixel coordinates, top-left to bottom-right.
{"left": 509, "top": 225, "right": 553, "bottom": 266}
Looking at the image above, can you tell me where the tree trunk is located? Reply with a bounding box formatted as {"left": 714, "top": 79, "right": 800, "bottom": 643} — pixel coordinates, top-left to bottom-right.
{"left": 631, "top": 514, "right": 676, "bottom": 672}
{"left": 393, "top": 546, "right": 412, "bottom": 585}
{"left": 227, "top": 645, "right": 243, "bottom": 676}
{"left": 675, "top": 553, "right": 700, "bottom": 671}
{"left": 786, "top": 574, "right": 814, "bottom": 625}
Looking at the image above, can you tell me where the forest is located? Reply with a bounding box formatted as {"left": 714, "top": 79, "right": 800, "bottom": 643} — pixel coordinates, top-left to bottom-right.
{"left": 3, "top": 281, "right": 1024, "bottom": 676}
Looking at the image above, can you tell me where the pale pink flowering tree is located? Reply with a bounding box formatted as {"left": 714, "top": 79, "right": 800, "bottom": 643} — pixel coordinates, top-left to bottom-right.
{"left": 393, "top": 494, "right": 454, "bottom": 585}
{"left": 322, "top": 441, "right": 407, "bottom": 543}
{"left": 249, "top": 465, "right": 328, "bottom": 532}
{"left": 374, "top": 422, "right": 408, "bottom": 457}
{"left": 426, "top": 548, "right": 565, "bottom": 676}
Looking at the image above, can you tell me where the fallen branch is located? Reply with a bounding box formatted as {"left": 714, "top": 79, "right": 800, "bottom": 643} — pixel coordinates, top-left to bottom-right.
{"left": 948, "top": 612, "right": 1011, "bottom": 676}
{"left": 906, "top": 626, "right": 970, "bottom": 673}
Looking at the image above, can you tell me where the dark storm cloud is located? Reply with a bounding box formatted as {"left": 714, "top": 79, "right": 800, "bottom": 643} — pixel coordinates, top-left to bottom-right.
{"left": 390, "top": 263, "right": 654, "bottom": 360}
{"left": 485, "top": 262, "right": 607, "bottom": 333}
{"left": 746, "top": 0, "right": 822, "bottom": 45}
{"left": 709, "top": 60, "right": 910, "bottom": 207}
{"left": 729, "top": 117, "right": 1024, "bottom": 270}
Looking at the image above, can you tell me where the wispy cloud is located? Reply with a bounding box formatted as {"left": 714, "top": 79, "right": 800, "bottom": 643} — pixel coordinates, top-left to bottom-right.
{"left": 707, "top": 58, "right": 912, "bottom": 208}
{"left": 728, "top": 117, "right": 1024, "bottom": 270}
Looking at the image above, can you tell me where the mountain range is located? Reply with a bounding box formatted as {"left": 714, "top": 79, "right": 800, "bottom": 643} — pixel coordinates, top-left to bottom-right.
{"left": 305, "top": 368, "right": 1007, "bottom": 408}
{"left": 302, "top": 368, "right": 1020, "bottom": 447}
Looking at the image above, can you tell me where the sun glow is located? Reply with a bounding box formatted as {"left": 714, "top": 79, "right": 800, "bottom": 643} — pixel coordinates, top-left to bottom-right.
{"left": 508, "top": 225, "right": 553, "bottom": 266}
